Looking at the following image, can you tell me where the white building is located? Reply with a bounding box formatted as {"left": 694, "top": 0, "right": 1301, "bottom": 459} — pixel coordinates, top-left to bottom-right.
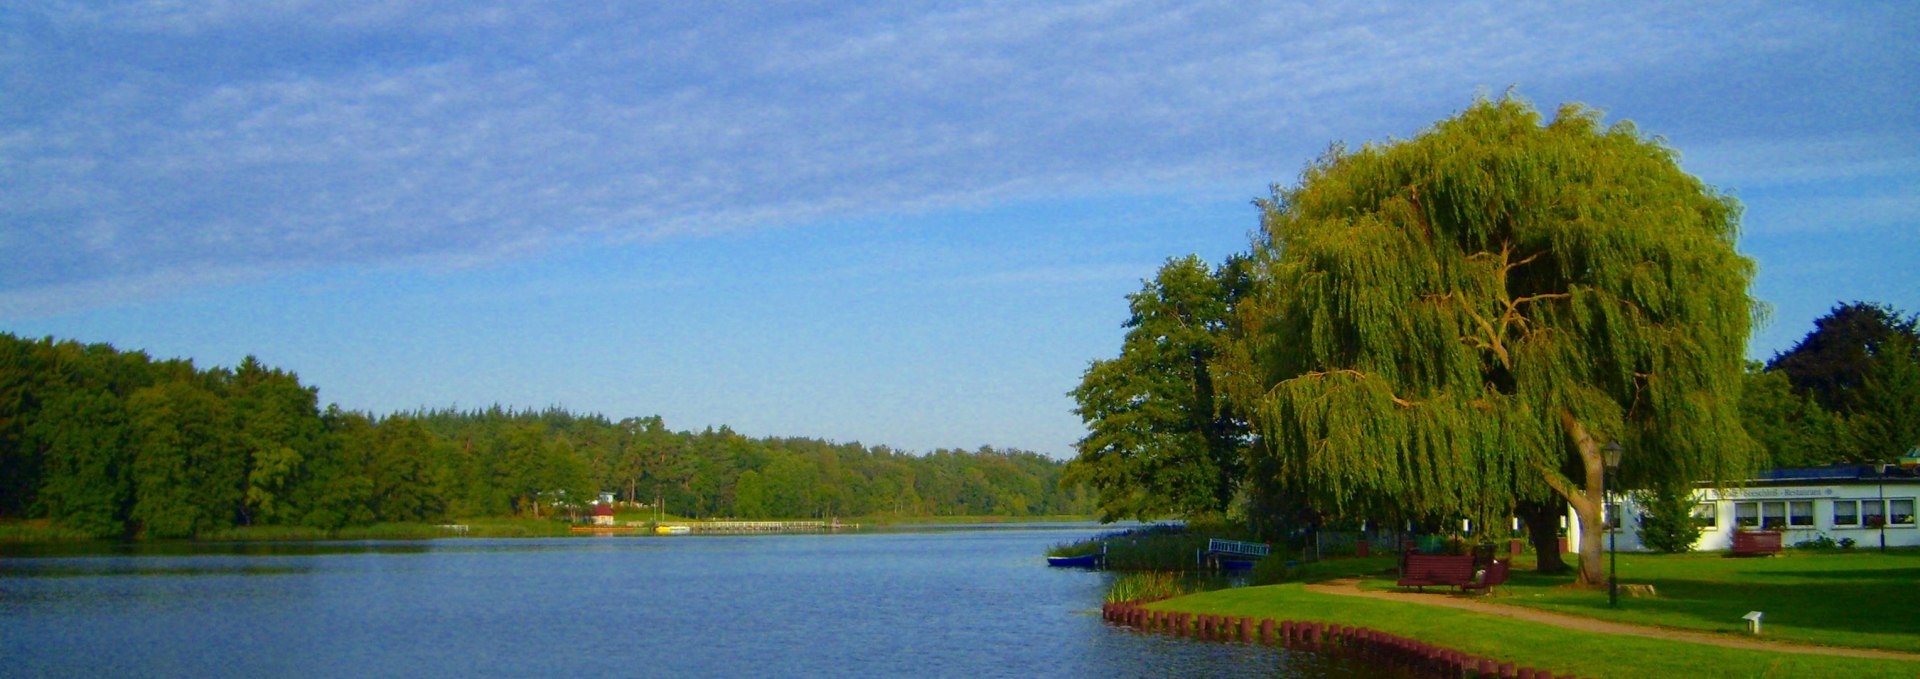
{"left": 1569, "top": 464, "right": 1920, "bottom": 553}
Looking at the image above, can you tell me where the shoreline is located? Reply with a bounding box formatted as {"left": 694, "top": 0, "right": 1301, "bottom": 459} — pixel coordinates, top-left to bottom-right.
{"left": 1127, "top": 582, "right": 1920, "bottom": 678}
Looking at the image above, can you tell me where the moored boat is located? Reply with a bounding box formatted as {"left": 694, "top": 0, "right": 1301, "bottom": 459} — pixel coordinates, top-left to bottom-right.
{"left": 1046, "top": 553, "right": 1101, "bottom": 568}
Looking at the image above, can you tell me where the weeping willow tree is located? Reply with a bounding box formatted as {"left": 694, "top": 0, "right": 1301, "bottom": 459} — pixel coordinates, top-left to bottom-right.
{"left": 1221, "top": 97, "right": 1762, "bottom": 584}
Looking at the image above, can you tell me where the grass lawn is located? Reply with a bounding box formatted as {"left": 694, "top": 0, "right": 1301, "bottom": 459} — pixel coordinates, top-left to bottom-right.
{"left": 1153, "top": 583, "right": 1920, "bottom": 678}
{"left": 1343, "top": 549, "right": 1920, "bottom": 653}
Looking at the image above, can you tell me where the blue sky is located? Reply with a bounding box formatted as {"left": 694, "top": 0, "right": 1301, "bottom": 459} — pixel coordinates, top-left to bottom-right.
{"left": 3, "top": 2, "right": 1915, "bottom": 457}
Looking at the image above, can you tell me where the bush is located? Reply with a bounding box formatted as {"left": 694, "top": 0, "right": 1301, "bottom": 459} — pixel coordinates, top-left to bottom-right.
{"left": 1792, "top": 533, "right": 1839, "bottom": 550}
{"left": 1636, "top": 486, "right": 1704, "bottom": 554}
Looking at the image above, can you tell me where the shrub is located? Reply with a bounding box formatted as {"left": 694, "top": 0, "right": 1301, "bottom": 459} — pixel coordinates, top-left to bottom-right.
{"left": 1636, "top": 486, "right": 1704, "bottom": 553}
{"left": 1793, "top": 533, "right": 1839, "bottom": 550}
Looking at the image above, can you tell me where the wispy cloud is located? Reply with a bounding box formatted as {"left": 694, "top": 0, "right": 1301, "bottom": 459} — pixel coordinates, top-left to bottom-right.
{"left": 1, "top": 1, "right": 1899, "bottom": 316}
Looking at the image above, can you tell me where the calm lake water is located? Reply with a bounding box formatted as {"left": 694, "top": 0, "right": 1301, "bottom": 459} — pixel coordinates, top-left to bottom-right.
{"left": 1, "top": 525, "right": 1391, "bottom": 678}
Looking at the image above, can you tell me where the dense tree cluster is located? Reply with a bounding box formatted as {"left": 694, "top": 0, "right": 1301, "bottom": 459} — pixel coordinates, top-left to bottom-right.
{"left": 1744, "top": 302, "right": 1920, "bottom": 467}
{"left": 0, "top": 334, "right": 1088, "bottom": 538}
{"left": 1071, "top": 97, "right": 1841, "bottom": 583}
{"left": 1065, "top": 254, "right": 1251, "bottom": 522}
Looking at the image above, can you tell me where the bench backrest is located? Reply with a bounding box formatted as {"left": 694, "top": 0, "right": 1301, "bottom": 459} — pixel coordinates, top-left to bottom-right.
{"left": 1404, "top": 554, "right": 1475, "bottom": 580}
{"left": 1733, "top": 531, "right": 1782, "bottom": 552}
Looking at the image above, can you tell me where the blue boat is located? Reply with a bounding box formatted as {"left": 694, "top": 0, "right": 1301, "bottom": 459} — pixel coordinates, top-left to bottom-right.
{"left": 1046, "top": 553, "right": 1101, "bottom": 568}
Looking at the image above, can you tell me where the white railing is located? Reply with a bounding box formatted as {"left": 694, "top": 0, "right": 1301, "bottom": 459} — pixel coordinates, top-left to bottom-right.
{"left": 1207, "top": 538, "right": 1270, "bottom": 558}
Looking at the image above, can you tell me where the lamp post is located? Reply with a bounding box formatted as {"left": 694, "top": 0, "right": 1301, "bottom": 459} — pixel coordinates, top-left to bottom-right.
{"left": 1878, "top": 463, "right": 1889, "bottom": 553}
{"left": 1603, "top": 442, "right": 1624, "bottom": 608}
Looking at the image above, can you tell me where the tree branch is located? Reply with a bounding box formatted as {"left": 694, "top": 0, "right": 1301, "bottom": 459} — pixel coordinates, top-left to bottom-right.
{"left": 1295, "top": 369, "right": 1419, "bottom": 408}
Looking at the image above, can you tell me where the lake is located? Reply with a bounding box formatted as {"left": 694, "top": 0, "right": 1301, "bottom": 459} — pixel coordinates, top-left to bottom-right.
{"left": 0, "top": 525, "right": 1391, "bottom": 678}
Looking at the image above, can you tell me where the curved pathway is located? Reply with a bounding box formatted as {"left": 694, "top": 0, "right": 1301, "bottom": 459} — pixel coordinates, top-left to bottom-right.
{"left": 1301, "top": 579, "right": 1920, "bottom": 661}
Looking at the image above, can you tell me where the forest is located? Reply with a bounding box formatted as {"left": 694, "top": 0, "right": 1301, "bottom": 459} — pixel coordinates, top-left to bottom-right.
{"left": 0, "top": 333, "right": 1090, "bottom": 539}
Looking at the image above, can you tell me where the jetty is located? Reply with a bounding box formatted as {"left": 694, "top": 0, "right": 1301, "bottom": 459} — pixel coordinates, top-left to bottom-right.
{"left": 1200, "top": 538, "right": 1270, "bottom": 570}
{"left": 649, "top": 520, "right": 860, "bottom": 534}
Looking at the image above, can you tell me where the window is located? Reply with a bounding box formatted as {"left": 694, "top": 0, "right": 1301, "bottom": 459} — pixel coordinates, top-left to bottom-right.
{"left": 1893, "top": 498, "right": 1916, "bottom": 527}
{"left": 1603, "top": 502, "right": 1621, "bottom": 531}
{"left": 1690, "top": 503, "right": 1717, "bottom": 529}
{"left": 1735, "top": 502, "right": 1759, "bottom": 529}
{"left": 1760, "top": 501, "right": 1788, "bottom": 530}
{"left": 1864, "top": 500, "right": 1887, "bottom": 528}
{"left": 1789, "top": 501, "right": 1815, "bottom": 528}
{"left": 1833, "top": 500, "right": 1859, "bottom": 527}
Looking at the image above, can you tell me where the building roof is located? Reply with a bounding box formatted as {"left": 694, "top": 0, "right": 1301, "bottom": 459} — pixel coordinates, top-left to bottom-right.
{"left": 592, "top": 503, "right": 616, "bottom": 516}
{"left": 1747, "top": 464, "right": 1920, "bottom": 486}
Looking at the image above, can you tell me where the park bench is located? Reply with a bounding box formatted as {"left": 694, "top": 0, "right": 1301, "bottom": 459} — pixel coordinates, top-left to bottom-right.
{"left": 1462, "top": 558, "right": 1509, "bottom": 594}
{"left": 1397, "top": 554, "right": 1476, "bottom": 591}
{"left": 1730, "top": 530, "right": 1782, "bottom": 557}
{"left": 1398, "top": 554, "right": 1509, "bottom": 594}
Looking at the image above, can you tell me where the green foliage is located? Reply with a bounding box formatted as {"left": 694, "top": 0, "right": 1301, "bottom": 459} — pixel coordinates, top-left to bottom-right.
{"left": 1791, "top": 533, "right": 1840, "bottom": 550}
{"left": 1632, "top": 485, "right": 1703, "bottom": 554}
{"left": 128, "top": 379, "right": 244, "bottom": 538}
{"left": 1105, "top": 571, "right": 1187, "bottom": 603}
{"left": 0, "top": 333, "right": 1090, "bottom": 539}
{"left": 1847, "top": 333, "right": 1920, "bottom": 462}
{"left": 1252, "top": 554, "right": 1396, "bottom": 585}
{"left": 1768, "top": 302, "right": 1919, "bottom": 413}
{"left": 29, "top": 390, "right": 131, "bottom": 537}
{"left": 1744, "top": 303, "right": 1920, "bottom": 467}
{"left": 1221, "top": 96, "right": 1760, "bottom": 584}
{"left": 1066, "top": 255, "right": 1250, "bottom": 522}
{"left": 1046, "top": 521, "right": 1258, "bottom": 571}
{"left": 1739, "top": 364, "right": 1851, "bottom": 467}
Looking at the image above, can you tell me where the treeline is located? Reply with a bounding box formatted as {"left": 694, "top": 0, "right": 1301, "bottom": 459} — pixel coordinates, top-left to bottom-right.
{"left": 0, "top": 333, "right": 1089, "bottom": 538}
{"left": 1741, "top": 302, "right": 1920, "bottom": 468}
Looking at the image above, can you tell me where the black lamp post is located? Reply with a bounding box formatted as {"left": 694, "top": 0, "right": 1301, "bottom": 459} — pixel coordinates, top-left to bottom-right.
{"left": 1603, "top": 441, "right": 1624, "bottom": 608}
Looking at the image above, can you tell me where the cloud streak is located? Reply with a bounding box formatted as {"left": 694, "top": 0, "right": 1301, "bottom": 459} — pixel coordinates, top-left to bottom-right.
{"left": 2, "top": 1, "right": 1906, "bottom": 316}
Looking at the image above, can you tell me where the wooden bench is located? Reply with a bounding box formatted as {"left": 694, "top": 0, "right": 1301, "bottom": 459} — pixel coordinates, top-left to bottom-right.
{"left": 1462, "top": 559, "right": 1509, "bottom": 594}
{"left": 1730, "top": 530, "right": 1782, "bottom": 557}
{"left": 1398, "top": 554, "right": 1510, "bottom": 594}
{"left": 1397, "top": 554, "right": 1476, "bottom": 591}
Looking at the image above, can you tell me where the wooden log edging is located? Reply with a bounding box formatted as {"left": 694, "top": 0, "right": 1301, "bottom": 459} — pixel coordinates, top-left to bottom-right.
{"left": 1099, "top": 600, "right": 1580, "bottom": 679}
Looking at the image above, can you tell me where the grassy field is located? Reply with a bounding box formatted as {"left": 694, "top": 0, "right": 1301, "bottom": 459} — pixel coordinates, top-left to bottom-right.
{"left": 1427, "top": 549, "right": 1920, "bottom": 653}
{"left": 1143, "top": 547, "right": 1920, "bottom": 677}
{"left": 1152, "top": 583, "right": 1920, "bottom": 678}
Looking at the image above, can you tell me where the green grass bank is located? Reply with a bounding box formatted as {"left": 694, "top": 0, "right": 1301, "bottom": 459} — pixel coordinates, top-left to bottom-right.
{"left": 1140, "top": 548, "right": 1920, "bottom": 677}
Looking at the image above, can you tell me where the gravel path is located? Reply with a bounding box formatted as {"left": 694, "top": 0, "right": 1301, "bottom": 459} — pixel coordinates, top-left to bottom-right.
{"left": 1300, "top": 579, "right": 1920, "bottom": 661}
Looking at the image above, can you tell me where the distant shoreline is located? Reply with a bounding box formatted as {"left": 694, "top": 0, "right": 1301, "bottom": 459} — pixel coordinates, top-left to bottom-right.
{"left": 1, "top": 514, "right": 1104, "bottom": 547}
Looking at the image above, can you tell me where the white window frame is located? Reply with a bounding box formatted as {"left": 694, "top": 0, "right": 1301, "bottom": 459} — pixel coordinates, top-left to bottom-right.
{"left": 1788, "top": 500, "right": 1815, "bottom": 528}
{"left": 1690, "top": 502, "right": 1718, "bottom": 529}
{"left": 1890, "top": 498, "right": 1916, "bottom": 528}
{"left": 1759, "top": 501, "right": 1789, "bottom": 530}
{"left": 1863, "top": 499, "right": 1888, "bottom": 528}
{"left": 1833, "top": 499, "right": 1860, "bottom": 527}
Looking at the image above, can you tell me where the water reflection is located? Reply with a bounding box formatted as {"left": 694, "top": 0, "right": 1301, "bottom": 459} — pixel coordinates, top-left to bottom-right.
{"left": 1, "top": 528, "right": 1406, "bottom": 678}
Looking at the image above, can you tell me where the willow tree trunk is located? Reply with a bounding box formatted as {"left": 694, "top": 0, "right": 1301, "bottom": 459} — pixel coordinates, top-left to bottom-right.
{"left": 1558, "top": 410, "right": 1609, "bottom": 586}
{"left": 1518, "top": 501, "right": 1569, "bottom": 574}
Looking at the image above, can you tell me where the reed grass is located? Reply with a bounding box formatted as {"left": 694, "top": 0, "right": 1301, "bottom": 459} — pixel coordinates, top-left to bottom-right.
{"left": 1106, "top": 571, "right": 1188, "bottom": 603}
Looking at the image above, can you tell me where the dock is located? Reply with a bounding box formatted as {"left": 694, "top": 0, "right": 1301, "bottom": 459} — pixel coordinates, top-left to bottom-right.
{"left": 651, "top": 520, "right": 859, "bottom": 534}
{"left": 1200, "top": 538, "right": 1270, "bottom": 570}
